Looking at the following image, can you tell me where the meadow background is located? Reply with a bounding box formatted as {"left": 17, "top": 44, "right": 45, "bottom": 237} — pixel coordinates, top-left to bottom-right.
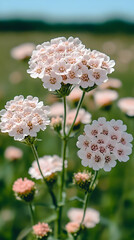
{"left": 0, "top": 2, "right": 134, "bottom": 239}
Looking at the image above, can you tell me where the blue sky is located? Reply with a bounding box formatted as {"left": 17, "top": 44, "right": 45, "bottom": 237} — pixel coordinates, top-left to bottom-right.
{"left": 1, "top": 0, "right": 134, "bottom": 23}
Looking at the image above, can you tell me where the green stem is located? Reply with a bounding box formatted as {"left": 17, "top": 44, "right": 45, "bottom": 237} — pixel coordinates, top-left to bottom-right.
{"left": 56, "top": 92, "right": 86, "bottom": 239}
{"left": 31, "top": 144, "right": 57, "bottom": 209}
{"left": 29, "top": 202, "right": 34, "bottom": 225}
{"left": 67, "top": 91, "right": 85, "bottom": 138}
{"left": 63, "top": 96, "right": 67, "bottom": 136}
{"left": 80, "top": 191, "right": 89, "bottom": 226}
{"left": 80, "top": 171, "right": 98, "bottom": 227}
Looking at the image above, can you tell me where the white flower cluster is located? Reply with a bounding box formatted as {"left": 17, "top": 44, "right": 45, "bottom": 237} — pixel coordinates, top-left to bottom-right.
{"left": 27, "top": 37, "right": 115, "bottom": 91}
{"left": 29, "top": 155, "right": 67, "bottom": 179}
{"left": 77, "top": 117, "right": 133, "bottom": 171}
{"left": 0, "top": 95, "right": 50, "bottom": 141}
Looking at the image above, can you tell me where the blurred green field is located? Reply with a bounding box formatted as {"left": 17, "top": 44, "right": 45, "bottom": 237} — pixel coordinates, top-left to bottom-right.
{"left": 0, "top": 31, "right": 134, "bottom": 240}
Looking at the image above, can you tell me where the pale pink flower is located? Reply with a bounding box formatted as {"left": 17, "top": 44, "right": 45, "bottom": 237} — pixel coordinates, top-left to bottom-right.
{"left": 118, "top": 97, "right": 134, "bottom": 116}
{"left": 103, "top": 152, "right": 117, "bottom": 172}
{"left": 79, "top": 66, "right": 94, "bottom": 88}
{"left": 94, "top": 90, "right": 118, "bottom": 107}
{"left": 29, "top": 155, "right": 67, "bottom": 179}
{"left": 33, "top": 222, "right": 52, "bottom": 238}
{"left": 4, "top": 146, "right": 23, "bottom": 161}
{"left": 88, "top": 68, "right": 108, "bottom": 86}
{"left": 77, "top": 117, "right": 133, "bottom": 171}
{"left": 65, "top": 222, "right": 80, "bottom": 233}
{"left": 0, "top": 95, "right": 50, "bottom": 141}
{"left": 76, "top": 135, "right": 91, "bottom": 150}
{"left": 11, "top": 43, "right": 35, "bottom": 60}
{"left": 42, "top": 71, "right": 62, "bottom": 91}
{"left": 68, "top": 208, "right": 100, "bottom": 228}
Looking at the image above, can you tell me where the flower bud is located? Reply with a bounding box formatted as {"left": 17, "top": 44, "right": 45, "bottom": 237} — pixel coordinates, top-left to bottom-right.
{"left": 12, "top": 178, "right": 35, "bottom": 202}
{"left": 45, "top": 172, "right": 57, "bottom": 185}
{"left": 50, "top": 116, "right": 62, "bottom": 132}
{"left": 65, "top": 221, "right": 80, "bottom": 234}
{"left": 33, "top": 222, "right": 52, "bottom": 240}
{"left": 73, "top": 171, "right": 93, "bottom": 191}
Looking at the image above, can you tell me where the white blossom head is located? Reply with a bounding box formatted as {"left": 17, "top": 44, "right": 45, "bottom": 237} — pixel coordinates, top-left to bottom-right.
{"left": 29, "top": 155, "right": 67, "bottom": 180}
{"left": 77, "top": 117, "right": 133, "bottom": 171}
{"left": 0, "top": 95, "right": 50, "bottom": 141}
{"left": 27, "top": 37, "right": 115, "bottom": 93}
{"left": 68, "top": 208, "right": 100, "bottom": 228}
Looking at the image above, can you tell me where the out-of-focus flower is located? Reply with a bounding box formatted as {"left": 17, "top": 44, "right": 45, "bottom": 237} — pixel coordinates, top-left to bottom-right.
{"left": 27, "top": 37, "right": 115, "bottom": 92}
{"left": 4, "top": 146, "right": 23, "bottom": 161}
{"left": 11, "top": 43, "right": 35, "bottom": 60}
{"left": 68, "top": 208, "right": 100, "bottom": 228}
{"left": 33, "top": 222, "right": 52, "bottom": 239}
{"left": 67, "top": 87, "right": 82, "bottom": 102}
{"left": 99, "top": 78, "right": 122, "bottom": 90}
{"left": 65, "top": 222, "right": 80, "bottom": 234}
{"left": 9, "top": 71, "right": 23, "bottom": 84}
{"left": 50, "top": 116, "right": 62, "bottom": 132}
{"left": 29, "top": 155, "right": 67, "bottom": 180}
{"left": 66, "top": 108, "right": 91, "bottom": 126}
{"left": 0, "top": 95, "right": 50, "bottom": 141}
{"left": 94, "top": 90, "right": 118, "bottom": 107}
{"left": 49, "top": 102, "right": 66, "bottom": 117}
{"left": 102, "top": 41, "right": 117, "bottom": 55}
{"left": 118, "top": 97, "right": 134, "bottom": 116}
{"left": 118, "top": 49, "right": 133, "bottom": 64}
{"left": 74, "top": 171, "right": 92, "bottom": 191}
{"left": 13, "top": 178, "right": 35, "bottom": 202}
{"left": 77, "top": 117, "right": 133, "bottom": 171}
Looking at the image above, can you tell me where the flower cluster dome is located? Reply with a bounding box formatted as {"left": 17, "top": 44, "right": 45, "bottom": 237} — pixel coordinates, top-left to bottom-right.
{"left": 27, "top": 37, "right": 115, "bottom": 91}
{"left": 77, "top": 117, "right": 133, "bottom": 171}
{"left": 29, "top": 155, "right": 67, "bottom": 179}
{"left": 0, "top": 95, "right": 50, "bottom": 141}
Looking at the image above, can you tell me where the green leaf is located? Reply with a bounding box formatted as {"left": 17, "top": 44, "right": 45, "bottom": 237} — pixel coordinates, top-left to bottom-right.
{"left": 43, "top": 213, "right": 57, "bottom": 223}
{"left": 17, "top": 227, "right": 32, "bottom": 240}
{"left": 69, "top": 196, "right": 84, "bottom": 203}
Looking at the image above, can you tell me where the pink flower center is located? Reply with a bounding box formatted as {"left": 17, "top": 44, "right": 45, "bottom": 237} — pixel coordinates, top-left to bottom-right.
{"left": 81, "top": 74, "right": 89, "bottom": 82}
{"left": 50, "top": 77, "right": 56, "bottom": 84}
{"left": 91, "top": 144, "right": 98, "bottom": 151}
{"left": 93, "top": 72, "right": 100, "bottom": 80}
{"left": 105, "top": 156, "right": 111, "bottom": 163}
{"left": 87, "top": 153, "right": 92, "bottom": 159}
{"left": 95, "top": 155, "right": 101, "bottom": 162}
